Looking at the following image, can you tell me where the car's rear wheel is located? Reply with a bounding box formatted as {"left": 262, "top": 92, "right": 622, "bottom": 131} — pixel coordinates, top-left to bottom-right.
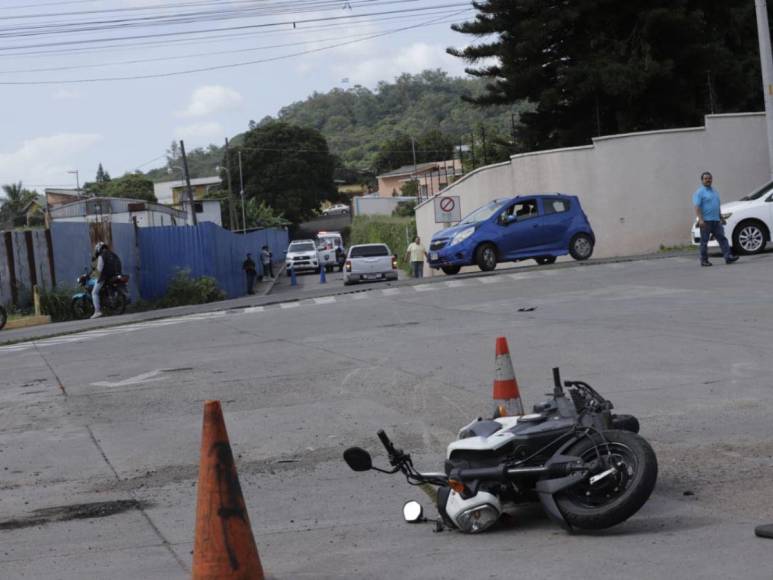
{"left": 441, "top": 265, "right": 461, "bottom": 275}
{"left": 569, "top": 233, "right": 594, "bottom": 261}
{"left": 535, "top": 256, "right": 557, "bottom": 266}
{"left": 475, "top": 244, "right": 497, "bottom": 272}
{"left": 732, "top": 220, "right": 767, "bottom": 254}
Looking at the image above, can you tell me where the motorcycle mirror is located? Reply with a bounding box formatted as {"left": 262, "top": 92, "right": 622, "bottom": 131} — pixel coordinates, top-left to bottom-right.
{"left": 343, "top": 447, "right": 373, "bottom": 472}
{"left": 402, "top": 501, "right": 424, "bottom": 523}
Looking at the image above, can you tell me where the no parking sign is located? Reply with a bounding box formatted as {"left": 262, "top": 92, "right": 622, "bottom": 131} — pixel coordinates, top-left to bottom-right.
{"left": 434, "top": 195, "right": 461, "bottom": 223}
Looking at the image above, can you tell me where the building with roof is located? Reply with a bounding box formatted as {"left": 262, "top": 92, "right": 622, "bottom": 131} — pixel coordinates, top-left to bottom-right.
{"left": 49, "top": 197, "right": 188, "bottom": 227}
{"left": 376, "top": 160, "right": 463, "bottom": 200}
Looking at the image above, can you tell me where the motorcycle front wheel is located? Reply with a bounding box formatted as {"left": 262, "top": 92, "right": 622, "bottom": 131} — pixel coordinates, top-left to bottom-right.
{"left": 555, "top": 429, "right": 657, "bottom": 530}
{"left": 71, "top": 296, "right": 94, "bottom": 319}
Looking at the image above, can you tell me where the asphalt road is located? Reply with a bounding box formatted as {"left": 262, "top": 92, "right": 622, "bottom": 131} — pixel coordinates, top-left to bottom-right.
{"left": 1, "top": 252, "right": 772, "bottom": 579}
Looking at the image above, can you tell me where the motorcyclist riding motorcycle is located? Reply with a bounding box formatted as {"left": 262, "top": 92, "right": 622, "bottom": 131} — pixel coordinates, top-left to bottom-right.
{"left": 91, "top": 241, "right": 122, "bottom": 319}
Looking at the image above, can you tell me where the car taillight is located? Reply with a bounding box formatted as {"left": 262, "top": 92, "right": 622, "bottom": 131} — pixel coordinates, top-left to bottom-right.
{"left": 392, "top": 256, "right": 397, "bottom": 270}
{"left": 345, "top": 260, "right": 352, "bottom": 272}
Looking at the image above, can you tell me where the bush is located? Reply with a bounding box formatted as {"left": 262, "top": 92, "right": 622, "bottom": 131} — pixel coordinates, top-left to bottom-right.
{"left": 392, "top": 200, "right": 417, "bottom": 217}
{"left": 39, "top": 285, "right": 77, "bottom": 322}
{"left": 350, "top": 215, "right": 416, "bottom": 272}
{"left": 159, "top": 269, "right": 226, "bottom": 308}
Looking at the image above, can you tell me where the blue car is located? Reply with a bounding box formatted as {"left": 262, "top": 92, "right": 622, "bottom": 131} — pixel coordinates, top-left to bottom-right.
{"left": 428, "top": 194, "right": 595, "bottom": 274}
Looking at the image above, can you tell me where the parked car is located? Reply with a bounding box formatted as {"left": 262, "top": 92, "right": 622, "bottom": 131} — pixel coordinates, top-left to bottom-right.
{"left": 343, "top": 243, "right": 398, "bottom": 285}
{"left": 690, "top": 180, "right": 773, "bottom": 254}
{"left": 316, "top": 231, "right": 346, "bottom": 272}
{"left": 285, "top": 239, "right": 320, "bottom": 274}
{"left": 428, "top": 194, "right": 595, "bottom": 274}
{"left": 322, "top": 204, "right": 350, "bottom": 216}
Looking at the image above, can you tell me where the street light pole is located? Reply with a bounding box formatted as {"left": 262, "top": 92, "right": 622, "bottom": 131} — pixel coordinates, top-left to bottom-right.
{"left": 755, "top": 0, "right": 773, "bottom": 179}
{"left": 238, "top": 150, "right": 246, "bottom": 234}
{"left": 179, "top": 140, "right": 197, "bottom": 226}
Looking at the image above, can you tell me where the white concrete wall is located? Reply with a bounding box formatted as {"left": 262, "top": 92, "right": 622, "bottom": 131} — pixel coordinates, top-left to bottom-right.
{"left": 416, "top": 113, "right": 770, "bottom": 259}
{"left": 353, "top": 196, "right": 417, "bottom": 216}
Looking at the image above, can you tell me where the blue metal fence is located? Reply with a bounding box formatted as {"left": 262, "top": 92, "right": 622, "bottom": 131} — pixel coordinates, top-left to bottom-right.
{"left": 137, "top": 223, "right": 288, "bottom": 300}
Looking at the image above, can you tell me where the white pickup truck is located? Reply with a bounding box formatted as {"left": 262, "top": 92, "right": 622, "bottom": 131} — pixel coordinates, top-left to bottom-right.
{"left": 343, "top": 243, "right": 398, "bottom": 285}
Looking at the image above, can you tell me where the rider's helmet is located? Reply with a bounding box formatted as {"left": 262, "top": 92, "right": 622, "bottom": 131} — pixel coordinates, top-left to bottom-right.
{"left": 94, "top": 241, "right": 107, "bottom": 257}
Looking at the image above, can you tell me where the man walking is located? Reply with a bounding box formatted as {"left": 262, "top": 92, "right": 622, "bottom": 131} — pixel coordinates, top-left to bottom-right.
{"left": 404, "top": 236, "right": 428, "bottom": 278}
{"left": 242, "top": 253, "right": 257, "bottom": 294}
{"left": 693, "top": 172, "right": 738, "bottom": 267}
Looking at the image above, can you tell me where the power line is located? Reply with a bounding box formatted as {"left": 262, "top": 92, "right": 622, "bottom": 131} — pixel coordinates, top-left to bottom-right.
{"left": 0, "top": 9, "right": 470, "bottom": 84}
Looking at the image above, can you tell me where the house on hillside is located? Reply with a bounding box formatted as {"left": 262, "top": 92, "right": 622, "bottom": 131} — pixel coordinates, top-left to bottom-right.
{"left": 153, "top": 176, "right": 223, "bottom": 226}
{"left": 19, "top": 195, "right": 46, "bottom": 227}
{"left": 376, "top": 160, "right": 463, "bottom": 201}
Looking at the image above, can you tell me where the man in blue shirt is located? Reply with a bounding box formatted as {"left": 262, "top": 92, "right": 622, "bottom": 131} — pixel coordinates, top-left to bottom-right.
{"left": 693, "top": 172, "right": 738, "bottom": 267}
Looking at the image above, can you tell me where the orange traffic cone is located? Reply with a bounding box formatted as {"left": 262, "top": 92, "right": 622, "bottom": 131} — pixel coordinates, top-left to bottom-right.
{"left": 492, "top": 337, "right": 524, "bottom": 418}
{"left": 192, "top": 400, "right": 264, "bottom": 580}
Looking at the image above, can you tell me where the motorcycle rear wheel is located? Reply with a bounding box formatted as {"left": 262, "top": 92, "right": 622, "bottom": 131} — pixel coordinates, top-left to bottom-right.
{"left": 104, "top": 290, "right": 127, "bottom": 315}
{"left": 556, "top": 430, "right": 657, "bottom": 530}
{"left": 71, "top": 296, "right": 94, "bottom": 319}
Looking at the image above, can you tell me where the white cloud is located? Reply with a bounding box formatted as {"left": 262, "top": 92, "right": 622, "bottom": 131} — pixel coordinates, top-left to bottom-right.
{"left": 177, "top": 85, "right": 243, "bottom": 117}
{"left": 52, "top": 88, "right": 82, "bottom": 100}
{"left": 174, "top": 122, "right": 224, "bottom": 143}
{"left": 332, "top": 43, "right": 468, "bottom": 87}
{"left": 0, "top": 133, "right": 103, "bottom": 192}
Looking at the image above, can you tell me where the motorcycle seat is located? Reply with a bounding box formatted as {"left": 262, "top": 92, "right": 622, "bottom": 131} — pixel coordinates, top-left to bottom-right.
{"left": 459, "top": 420, "right": 502, "bottom": 439}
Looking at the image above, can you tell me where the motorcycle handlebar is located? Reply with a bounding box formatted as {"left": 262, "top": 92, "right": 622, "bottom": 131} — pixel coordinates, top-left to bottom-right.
{"left": 377, "top": 429, "right": 398, "bottom": 457}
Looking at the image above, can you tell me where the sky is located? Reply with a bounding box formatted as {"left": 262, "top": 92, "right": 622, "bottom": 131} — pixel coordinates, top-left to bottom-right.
{"left": 0, "top": 0, "right": 479, "bottom": 194}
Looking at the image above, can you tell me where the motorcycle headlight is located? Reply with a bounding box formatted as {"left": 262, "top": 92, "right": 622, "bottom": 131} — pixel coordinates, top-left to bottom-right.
{"left": 720, "top": 212, "right": 732, "bottom": 220}
{"left": 450, "top": 226, "right": 476, "bottom": 247}
{"left": 455, "top": 503, "right": 500, "bottom": 534}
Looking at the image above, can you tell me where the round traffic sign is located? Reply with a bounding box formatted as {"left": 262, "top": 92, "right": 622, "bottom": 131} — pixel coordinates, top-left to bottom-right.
{"left": 440, "top": 197, "right": 455, "bottom": 212}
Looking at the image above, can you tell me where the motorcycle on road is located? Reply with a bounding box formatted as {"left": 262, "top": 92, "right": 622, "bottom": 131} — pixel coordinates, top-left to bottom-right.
{"left": 71, "top": 269, "right": 130, "bottom": 319}
{"left": 344, "top": 367, "right": 657, "bottom": 533}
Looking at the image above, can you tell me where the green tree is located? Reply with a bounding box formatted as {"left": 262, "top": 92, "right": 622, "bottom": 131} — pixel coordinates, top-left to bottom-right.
{"left": 1, "top": 181, "right": 36, "bottom": 226}
{"left": 224, "top": 121, "right": 337, "bottom": 224}
{"left": 99, "top": 173, "right": 157, "bottom": 202}
{"left": 448, "top": 0, "right": 770, "bottom": 150}
{"left": 373, "top": 129, "right": 456, "bottom": 174}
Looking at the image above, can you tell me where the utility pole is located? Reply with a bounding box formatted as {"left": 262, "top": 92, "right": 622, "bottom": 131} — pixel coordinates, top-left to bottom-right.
{"left": 179, "top": 140, "right": 197, "bottom": 226}
{"left": 470, "top": 132, "right": 476, "bottom": 169}
{"left": 481, "top": 126, "right": 487, "bottom": 166}
{"left": 67, "top": 170, "right": 81, "bottom": 196}
{"left": 238, "top": 150, "right": 246, "bottom": 234}
{"left": 510, "top": 113, "right": 517, "bottom": 153}
{"left": 224, "top": 138, "right": 238, "bottom": 230}
{"left": 754, "top": 0, "right": 773, "bottom": 179}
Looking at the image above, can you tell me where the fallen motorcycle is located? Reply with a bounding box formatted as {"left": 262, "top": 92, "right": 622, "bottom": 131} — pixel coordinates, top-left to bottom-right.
{"left": 344, "top": 367, "right": 657, "bottom": 533}
{"left": 71, "top": 269, "right": 130, "bottom": 319}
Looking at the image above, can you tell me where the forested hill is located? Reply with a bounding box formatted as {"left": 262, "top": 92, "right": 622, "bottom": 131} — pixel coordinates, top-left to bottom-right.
{"left": 145, "top": 70, "right": 523, "bottom": 181}
{"left": 267, "top": 70, "right": 524, "bottom": 169}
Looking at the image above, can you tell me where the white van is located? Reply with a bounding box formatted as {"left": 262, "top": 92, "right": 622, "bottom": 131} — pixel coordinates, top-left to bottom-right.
{"left": 316, "top": 231, "right": 346, "bottom": 272}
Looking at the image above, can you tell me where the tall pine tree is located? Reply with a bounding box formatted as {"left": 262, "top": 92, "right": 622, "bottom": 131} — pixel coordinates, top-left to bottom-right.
{"left": 448, "top": 0, "right": 770, "bottom": 149}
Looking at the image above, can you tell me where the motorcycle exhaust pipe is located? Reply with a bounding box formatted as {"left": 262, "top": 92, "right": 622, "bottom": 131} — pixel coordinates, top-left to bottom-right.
{"left": 452, "top": 463, "right": 585, "bottom": 483}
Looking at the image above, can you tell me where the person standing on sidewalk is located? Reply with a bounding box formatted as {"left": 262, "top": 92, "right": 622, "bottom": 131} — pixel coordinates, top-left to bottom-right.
{"left": 404, "top": 236, "right": 428, "bottom": 278}
{"left": 260, "top": 245, "right": 274, "bottom": 280}
{"left": 693, "top": 172, "right": 738, "bottom": 267}
{"left": 242, "top": 253, "right": 257, "bottom": 294}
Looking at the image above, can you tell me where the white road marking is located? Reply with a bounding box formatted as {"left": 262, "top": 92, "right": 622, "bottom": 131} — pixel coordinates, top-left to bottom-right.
{"left": 351, "top": 293, "right": 369, "bottom": 300}
{"left": 508, "top": 273, "right": 535, "bottom": 280}
{"left": 91, "top": 369, "right": 169, "bottom": 388}
{"left": 280, "top": 302, "right": 300, "bottom": 309}
{"left": 414, "top": 285, "right": 438, "bottom": 292}
{"left": 244, "top": 306, "right": 265, "bottom": 314}
{"left": 313, "top": 297, "right": 336, "bottom": 304}
{"left": 382, "top": 288, "right": 401, "bottom": 296}
{"left": 445, "top": 280, "right": 467, "bottom": 288}
{"left": 478, "top": 276, "right": 502, "bottom": 284}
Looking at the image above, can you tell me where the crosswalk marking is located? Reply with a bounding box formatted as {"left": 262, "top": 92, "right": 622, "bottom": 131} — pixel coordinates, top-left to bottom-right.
{"left": 313, "top": 296, "right": 336, "bottom": 304}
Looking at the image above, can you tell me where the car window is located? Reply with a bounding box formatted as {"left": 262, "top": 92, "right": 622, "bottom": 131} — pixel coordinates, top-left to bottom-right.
{"left": 459, "top": 199, "right": 510, "bottom": 225}
{"left": 289, "top": 242, "right": 315, "bottom": 252}
{"left": 500, "top": 199, "right": 538, "bottom": 222}
{"left": 543, "top": 199, "right": 570, "bottom": 214}
{"left": 350, "top": 245, "right": 389, "bottom": 257}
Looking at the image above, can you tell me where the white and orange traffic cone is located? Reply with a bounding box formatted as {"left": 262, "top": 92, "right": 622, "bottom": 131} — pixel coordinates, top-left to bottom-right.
{"left": 492, "top": 336, "right": 524, "bottom": 418}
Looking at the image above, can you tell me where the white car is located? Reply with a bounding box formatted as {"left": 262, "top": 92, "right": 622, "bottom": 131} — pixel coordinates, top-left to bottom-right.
{"left": 322, "top": 204, "right": 350, "bottom": 216}
{"left": 691, "top": 180, "right": 773, "bottom": 254}
{"left": 343, "top": 243, "right": 398, "bottom": 285}
{"left": 285, "top": 239, "right": 320, "bottom": 274}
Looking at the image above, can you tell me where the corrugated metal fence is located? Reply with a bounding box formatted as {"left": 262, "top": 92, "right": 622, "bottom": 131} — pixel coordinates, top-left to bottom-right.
{"left": 137, "top": 223, "right": 288, "bottom": 300}
{"left": 0, "top": 222, "right": 288, "bottom": 306}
